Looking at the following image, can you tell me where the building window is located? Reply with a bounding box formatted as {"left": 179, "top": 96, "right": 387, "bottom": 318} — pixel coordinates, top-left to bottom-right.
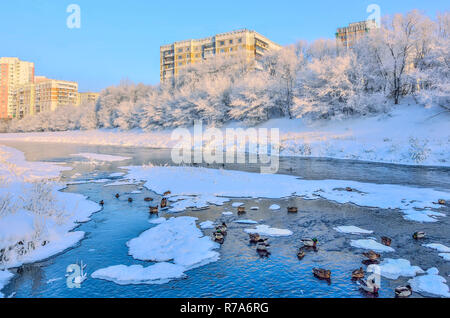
{"left": 179, "top": 62, "right": 182, "bottom": 66}
{"left": 238, "top": 38, "right": 242, "bottom": 43}
{"left": 186, "top": 54, "right": 190, "bottom": 58}
{"left": 219, "top": 41, "right": 225, "bottom": 46}
{"left": 229, "top": 40, "right": 233, "bottom": 44}
{"left": 178, "top": 48, "right": 182, "bottom": 53}
{"left": 220, "top": 49, "right": 225, "bottom": 53}
{"left": 230, "top": 48, "right": 233, "bottom": 52}
{"left": 178, "top": 55, "right": 182, "bottom": 59}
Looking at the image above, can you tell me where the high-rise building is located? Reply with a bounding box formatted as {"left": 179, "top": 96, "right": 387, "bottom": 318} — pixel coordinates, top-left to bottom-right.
{"left": 34, "top": 77, "right": 79, "bottom": 113}
{"left": 336, "top": 19, "right": 378, "bottom": 49}
{"left": 77, "top": 92, "right": 100, "bottom": 105}
{"left": 160, "top": 29, "right": 282, "bottom": 82}
{"left": 0, "top": 57, "right": 35, "bottom": 118}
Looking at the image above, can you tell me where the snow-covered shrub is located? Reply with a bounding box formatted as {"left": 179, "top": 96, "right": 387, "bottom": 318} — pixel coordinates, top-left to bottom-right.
{"left": 408, "top": 137, "right": 431, "bottom": 163}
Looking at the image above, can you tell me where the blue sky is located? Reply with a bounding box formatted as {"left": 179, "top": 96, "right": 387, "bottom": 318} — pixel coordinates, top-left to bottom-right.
{"left": 1, "top": 0, "right": 448, "bottom": 92}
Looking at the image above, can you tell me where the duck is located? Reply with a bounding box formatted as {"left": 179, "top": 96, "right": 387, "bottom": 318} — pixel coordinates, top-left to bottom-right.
{"left": 345, "top": 187, "right": 353, "bottom": 192}
{"left": 149, "top": 206, "right": 159, "bottom": 214}
{"left": 302, "top": 238, "right": 318, "bottom": 248}
{"left": 213, "top": 232, "right": 224, "bottom": 244}
{"left": 362, "top": 250, "right": 380, "bottom": 261}
{"left": 359, "top": 278, "right": 379, "bottom": 294}
{"left": 144, "top": 197, "right": 153, "bottom": 202}
{"left": 437, "top": 199, "right": 446, "bottom": 205}
{"left": 412, "top": 231, "right": 426, "bottom": 240}
{"left": 163, "top": 191, "right": 171, "bottom": 196}
{"left": 215, "top": 223, "right": 228, "bottom": 235}
{"left": 99, "top": 200, "right": 104, "bottom": 206}
{"left": 249, "top": 233, "right": 261, "bottom": 243}
{"left": 115, "top": 193, "right": 120, "bottom": 199}
{"left": 287, "top": 207, "right": 298, "bottom": 213}
{"left": 381, "top": 236, "right": 392, "bottom": 246}
{"left": 160, "top": 198, "right": 168, "bottom": 209}
{"left": 352, "top": 267, "right": 365, "bottom": 279}
{"left": 313, "top": 268, "right": 331, "bottom": 280}
{"left": 297, "top": 249, "right": 306, "bottom": 260}
{"left": 256, "top": 241, "right": 270, "bottom": 253}
{"left": 395, "top": 285, "right": 412, "bottom": 298}
{"left": 128, "top": 197, "right": 133, "bottom": 203}
{"left": 237, "top": 206, "right": 245, "bottom": 214}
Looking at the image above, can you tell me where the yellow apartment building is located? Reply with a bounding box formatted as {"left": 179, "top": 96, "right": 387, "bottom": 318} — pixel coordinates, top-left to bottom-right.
{"left": 77, "top": 92, "right": 100, "bottom": 105}
{"left": 0, "top": 57, "right": 35, "bottom": 118}
{"left": 160, "top": 29, "right": 282, "bottom": 82}
{"left": 34, "top": 76, "right": 79, "bottom": 113}
{"left": 336, "top": 19, "right": 378, "bottom": 49}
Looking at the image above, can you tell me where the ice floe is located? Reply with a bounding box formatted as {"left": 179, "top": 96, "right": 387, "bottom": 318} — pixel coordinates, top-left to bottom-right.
{"left": 408, "top": 268, "right": 450, "bottom": 298}
{"left": 368, "top": 258, "right": 424, "bottom": 280}
{"left": 120, "top": 166, "right": 450, "bottom": 222}
{"left": 0, "top": 270, "right": 13, "bottom": 298}
{"left": 233, "top": 220, "right": 258, "bottom": 224}
{"left": 250, "top": 207, "right": 259, "bottom": 210}
{"left": 199, "top": 220, "right": 215, "bottom": 229}
{"left": 269, "top": 204, "right": 281, "bottom": 210}
{"left": 149, "top": 217, "right": 166, "bottom": 224}
{"left": 232, "top": 202, "right": 244, "bottom": 207}
{"left": 350, "top": 239, "right": 395, "bottom": 252}
{"left": 423, "top": 243, "right": 450, "bottom": 253}
{"left": 439, "top": 253, "right": 450, "bottom": 261}
{"left": 334, "top": 226, "right": 373, "bottom": 235}
{"left": 244, "top": 225, "right": 292, "bottom": 237}
{"left": 222, "top": 211, "right": 233, "bottom": 216}
{"left": 92, "top": 263, "right": 186, "bottom": 285}
{"left": 109, "top": 172, "right": 125, "bottom": 177}
{"left": 71, "top": 153, "right": 131, "bottom": 162}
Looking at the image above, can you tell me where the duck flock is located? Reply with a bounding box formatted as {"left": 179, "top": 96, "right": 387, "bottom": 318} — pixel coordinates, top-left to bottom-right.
{"left": 102, "top": 192, "right": 446, "bottom": 298}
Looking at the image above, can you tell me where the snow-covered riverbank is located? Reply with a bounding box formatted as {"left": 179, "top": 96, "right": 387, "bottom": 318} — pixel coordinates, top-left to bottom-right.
{"left": 0, "top": 145, "right": 101, "bottom": 296}
{"left": 0, "top": 103, "right": 448, "bottom": 167}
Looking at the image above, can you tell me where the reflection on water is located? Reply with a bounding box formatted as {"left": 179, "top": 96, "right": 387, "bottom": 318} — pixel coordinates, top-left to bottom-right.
{"left": 0, "top": 141, "right": 449, "bottom": 298}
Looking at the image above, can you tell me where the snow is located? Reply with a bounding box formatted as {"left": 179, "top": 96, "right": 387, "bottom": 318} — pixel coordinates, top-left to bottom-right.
{"left": 1, "top": 104, "right": 448, "bottom": 167}
{"left": 350, "top": 239, "right": 395, "bottom": 252}
{"left": 0, "top": 145, "right": 101, "bottom": 270}
{"left": 368, "top": 258, "right": 424, "bottom": 280}
{"left": 103, "top": 179, "right": 141, "bottom": 187}
{"left": 149, "top": 217, "right": 166, "bottom": 224}
{"left": 121, "top": 165, "right": 450, "bottom": 222}
{"left": 269, "top": 204, "right": 281, "bottom": 210}
{"left": 250, "top": 206, "right": 259, "bottom": 210}
{"left": 233, "top": 219, "right": 258, "bottom": 224}
{"left": 91, "top": 263, "right": 186, "bottom": 285}
{"left": 334, "top": 226, "right": 373, "bottom": 235}
{"left": 71, "top": 153, "right": 131, "bottom": 162}
{"left": 408, "top": 268, "right": 450, "bottom": 298}
{"left": 109, "top": 172, "right": 125, "bottom": 177}
{"left": 423, "top": 243, "right": 450, "bottom": 253}
{"left": 66, "top": 178, "right": 111, "bottom": 185}
{"left": 0, "top": 270, "right": 14, "bottom": 298}
{"left": 199, "top": 220, "right": 215, "bottom": 229}
{"left": 127, "top": 217, "right": 219, "bottom": 269}
{"left": 244, "top": 225, "right": 293, "bottom": 237}
{"left": 232, "top": 202, "right": 244, "bottom": 207}
{"left": 222, "top": 211, "right": 233, "bottom": 216}
{"left": 439, "top": 253, "right": 450, "bottom": 261}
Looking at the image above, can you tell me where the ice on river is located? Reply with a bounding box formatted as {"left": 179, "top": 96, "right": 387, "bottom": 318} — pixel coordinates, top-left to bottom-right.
{"left": 334, "top": 225, "right": 373, "bottom": 235}
{"left": 121, "top": 166, "right": 450, "bottom": 223}
{"left": 244, "top": 225, "right": 293, "bottom": 237}
{"left": 368, "top": 258, "right": 424, "bottom": 280}
{"left": 408, "top": 268, "right": 450, "bottom": 298}
{"left": 350, "top": 239, "right": 395, "bottom": 252}
{"left": 0, "top": 270, "right": 14, "bottom": 298}
{"left": 71, "top": 153, "right": 131, "bottom": 162}
{"left": 92, "top": 217, "right": 220, "bottom": 285}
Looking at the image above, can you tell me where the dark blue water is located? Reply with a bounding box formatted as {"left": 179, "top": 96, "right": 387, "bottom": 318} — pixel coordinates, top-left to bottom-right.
{"left": 1, "top": 142, "right": 449, "bottom": 298}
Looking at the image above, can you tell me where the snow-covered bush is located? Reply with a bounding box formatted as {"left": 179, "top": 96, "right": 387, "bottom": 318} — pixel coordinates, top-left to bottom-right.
{"left": 408, "top": 137, "right": 431, "bottom": 163}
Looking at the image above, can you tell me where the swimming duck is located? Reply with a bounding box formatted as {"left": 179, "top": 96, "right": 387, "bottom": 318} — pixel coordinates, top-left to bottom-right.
{"left": 346, "top": 187, "right": 353, "bottom": 192}
{"left": 313, "top": 268, "right": 331, "bottom": 280}
{"left": 359, "top": 278, "right": 379, "bottom": 294}
{"left": 128, "top": 197, "right": 133, "bottom": 203}
{"left": 144, "top": 197, "right": 153, "bottom": 202}
{"left": 160, "top": 198, "right": 168, "bottom": 209}
{"left": 149, "top": 206, "right": 159, "bottom": 214}
{"left": 256, "top": 241, "right": 270, "bottom": 254}
{"left": 362, "top": 250, "right": 380, "bottom": 261}
{"left": 287, "top": 207, "right": 298, "bottom": 213}
{"left": 302, "top": 238, "right": 318, "bottom": 248}
{"left": 163, "top": 191, "right": 171, "bottom": 196}
{"left": 99, "top": 200, "right": 104, "bottom": 206}
{"left": 381, "top": 236, "right": 392, "bottom": 246}
{"left": 297, "top": 249, "right": 306, "bottom": 260}
{"left": 249, "top": 233, "right": 261, "bottom": 243}
{"left": 115, "top": 193, "right": 120, "bottom": 199}
{"left": 215, "top": 223, "right": 228, "bottom": 235}
{"left": 395, "top": 285, "right": 412, "bottom": 298}
{"left": 412, "top": 231, "right": 426, "bottom": 240}
{"left": 352, "top": 267, "right": 365, "bottom": 279}
{"left": 237, "top": 206, "right": 245, "bottom": 214}
{"left": 213, "top": 232, "right": 224, "bottom": 244}
{"left": 437, "top": 199, "right": 446, "bottom": 205}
